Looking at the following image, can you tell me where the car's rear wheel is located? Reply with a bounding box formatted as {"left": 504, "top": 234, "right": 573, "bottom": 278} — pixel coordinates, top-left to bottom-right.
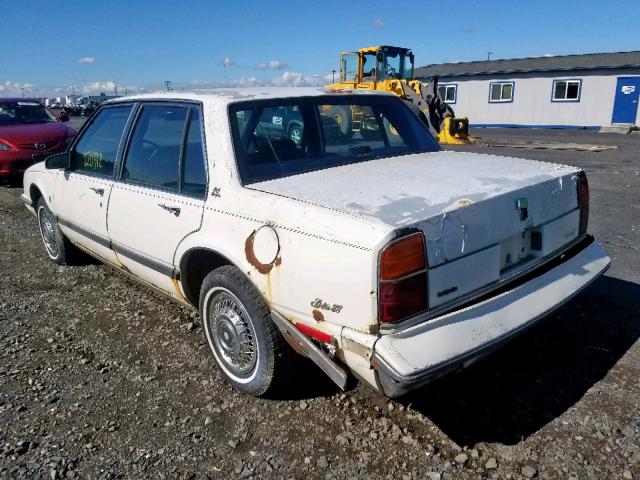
{"left": 199, "top": 266, "right": 294, "bottom": 396}
{"left": 36, "top": 197, "right": 79, "bottom": 265}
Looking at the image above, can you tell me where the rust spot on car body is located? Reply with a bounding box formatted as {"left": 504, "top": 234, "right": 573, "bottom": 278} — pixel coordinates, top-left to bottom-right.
{"left": 244, "top": 233, "right": 274, "bottom": 274}
{"left": 312, "top": 309, "right": 325, "bottom": 322}
{"left": 244, "top": 229, "right": 281, "bottom": 274}
{"left": 170, "top": 277, "right": 188, "bottom": 303}
{"left": 281, "top": 329, "right": 309, "bottom": 357}
{"left": 343, "top": 336, "right": 373, "bottom": 360}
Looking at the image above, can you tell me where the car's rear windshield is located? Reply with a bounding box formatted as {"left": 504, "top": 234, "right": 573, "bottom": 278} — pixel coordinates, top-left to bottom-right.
{"left": 0, "top": 101, "right": 56, "bottom": 126}
{"left": 228, "top": 95, "right": 440, "bottom": 184}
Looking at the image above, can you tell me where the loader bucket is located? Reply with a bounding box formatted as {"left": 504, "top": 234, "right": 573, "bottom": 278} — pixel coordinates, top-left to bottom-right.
{"left": 437, "top": 116, "right": 471, "bottom": 145}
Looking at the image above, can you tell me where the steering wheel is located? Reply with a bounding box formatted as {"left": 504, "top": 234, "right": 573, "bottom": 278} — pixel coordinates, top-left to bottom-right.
{"left": 385, "top": 65, "right": 397, "bottom": 78}
{"left": 142, "top": 139, "right": 160, "bottom": 163}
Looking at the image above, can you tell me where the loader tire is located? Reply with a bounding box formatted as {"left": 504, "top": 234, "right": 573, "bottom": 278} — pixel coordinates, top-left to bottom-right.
{"left": 327, "top": 106, "right": 353, "bottom": 140}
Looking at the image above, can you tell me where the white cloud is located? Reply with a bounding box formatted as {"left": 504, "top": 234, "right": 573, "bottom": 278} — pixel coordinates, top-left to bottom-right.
{"left": 372, "top": 18, "right": 385, "bottom": 29}
{"left": 256, "top": 60, "right": 290, "bottom": 70}
{"left": 272, "top": 71, "right": 305, "bottom": 87}
{"left": 543, "top": 53, "right": 554, "bottom": 57}
{"left": 78, "top": 56, "right": 96, "bottom": 64}
{"left": 223, "top": 57, "right": 235, "bottom": 67}
{"left": 269, "top": 71, "right": 329, "bottom": 87}
{"left": 82, "top": 81, "right": 117, "bottom": 94}
{"left": 0, "top": 81, "right": 35, "bottom": 95}
{"left": 217, "top": 70, "right": 331, "bottom": 89}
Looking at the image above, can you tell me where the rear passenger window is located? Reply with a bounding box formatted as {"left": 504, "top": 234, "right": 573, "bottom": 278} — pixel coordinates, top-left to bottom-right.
{"left": 72, "top": 105, "right": 132, "bottom": 176}
{"left": 182, "top": 113, "right": 207, "bottom": 198}
{"left": 122, "top": 106, "right": 188, "bottom": 191}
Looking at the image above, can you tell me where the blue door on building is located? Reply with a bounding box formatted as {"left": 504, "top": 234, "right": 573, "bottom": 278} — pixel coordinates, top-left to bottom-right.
{"left": 612, "top": 77, "right": 640, "bottom": 124}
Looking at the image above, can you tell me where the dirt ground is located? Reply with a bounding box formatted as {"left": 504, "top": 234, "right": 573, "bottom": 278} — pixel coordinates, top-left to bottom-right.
{"left": 1, "top": 127, "right": 639, "bottom": 479}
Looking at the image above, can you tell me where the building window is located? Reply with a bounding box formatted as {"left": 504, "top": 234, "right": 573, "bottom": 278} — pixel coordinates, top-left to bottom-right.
{"left": 489, "top": 82, "right": 514, "bottom": 103}
{"left": 552, "top": 79, "right": 581, "bottom": 102}
{"left": 437, "top": 84, "right": 457, "bottom": 104}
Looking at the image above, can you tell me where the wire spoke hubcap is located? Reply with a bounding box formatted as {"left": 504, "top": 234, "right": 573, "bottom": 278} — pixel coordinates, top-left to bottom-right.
{"left": 208, "top": 291, "right": 257, "bottom": 377}
{"left": 38, "top": 208, "right": 58, "bottom": 258}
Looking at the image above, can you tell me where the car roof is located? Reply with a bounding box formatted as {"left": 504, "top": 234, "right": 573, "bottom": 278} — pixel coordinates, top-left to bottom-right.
{"left": 105, "top": 87, "right": 393, "bottom": 107}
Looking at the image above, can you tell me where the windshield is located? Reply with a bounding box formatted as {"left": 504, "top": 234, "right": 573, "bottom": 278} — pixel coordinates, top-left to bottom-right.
{"left": 381, "top": 49, "right": 412, "bottom": 80}
{"left": 229, "top": 95, "right": 440, "bottom": 184}
{"left": 0, "top": 101, "right": 56, "bottom": 126}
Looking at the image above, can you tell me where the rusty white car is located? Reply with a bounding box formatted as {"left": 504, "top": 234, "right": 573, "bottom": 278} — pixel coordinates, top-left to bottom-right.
{"left": 21, "top": 88, "right": 610, "bottom": 398}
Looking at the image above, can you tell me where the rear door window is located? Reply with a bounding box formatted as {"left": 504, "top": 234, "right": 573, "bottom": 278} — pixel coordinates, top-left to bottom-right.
{"left": 121, "top": 105, "right": 188, "bottom": 191}
{"left": 71, "top": 105, "right": 133, "bottom": 176}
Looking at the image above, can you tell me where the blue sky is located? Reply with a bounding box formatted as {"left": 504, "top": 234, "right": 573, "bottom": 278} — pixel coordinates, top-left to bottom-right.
{"left": 1, "top": 0, "right": 638, "bottom": 97}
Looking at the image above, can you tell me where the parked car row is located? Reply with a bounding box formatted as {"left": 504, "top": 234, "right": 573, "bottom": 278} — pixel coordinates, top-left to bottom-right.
{"left": 17, "top": 88, "right": 609, "bottom": 398}
{"left": 62, "top": 99, "right": 102, "bottom": 117}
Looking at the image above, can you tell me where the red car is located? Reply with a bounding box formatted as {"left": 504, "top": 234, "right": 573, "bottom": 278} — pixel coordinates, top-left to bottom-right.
{"left": 0, "top": 98, "right": 76, "bottom": 180}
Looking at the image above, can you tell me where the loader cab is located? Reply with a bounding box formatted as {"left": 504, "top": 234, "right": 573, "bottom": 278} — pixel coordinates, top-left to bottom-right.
{"left": 376, "top": 46, "right": 414, "bottom": 82}
{"left": 339, "top": 46, "right": 415, "bottom": 85}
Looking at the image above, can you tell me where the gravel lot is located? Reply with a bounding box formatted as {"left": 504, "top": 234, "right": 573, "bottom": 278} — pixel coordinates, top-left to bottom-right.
{"left": 1, "top": 126, "right": 639, "bottom": 479}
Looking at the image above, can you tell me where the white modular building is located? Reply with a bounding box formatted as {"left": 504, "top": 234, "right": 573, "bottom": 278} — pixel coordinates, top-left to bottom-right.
{"left": 415, "top": 51, "right": 640, "bottom": 129}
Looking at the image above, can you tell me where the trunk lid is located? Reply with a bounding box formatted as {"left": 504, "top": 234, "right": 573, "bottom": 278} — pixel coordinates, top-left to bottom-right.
{"left": 248, "top": 150, "right": 583, "bottom": 307}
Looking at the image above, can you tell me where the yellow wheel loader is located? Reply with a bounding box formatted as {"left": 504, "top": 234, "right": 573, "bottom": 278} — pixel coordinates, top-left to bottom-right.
{"left": 325, "top": 45, "right": 471, "bottom": 145}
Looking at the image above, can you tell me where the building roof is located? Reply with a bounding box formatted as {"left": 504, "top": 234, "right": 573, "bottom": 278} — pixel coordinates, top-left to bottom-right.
{"left": 415, "top": 50, "right": 640, "bottom": 78}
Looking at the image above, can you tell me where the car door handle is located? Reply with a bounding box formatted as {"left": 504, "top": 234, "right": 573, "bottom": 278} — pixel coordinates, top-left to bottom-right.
{"left": 90, "top": 187, "right": 104, "bottom": 196}
{"left": 158, "top": 203, "right": 181, "bottom": 216}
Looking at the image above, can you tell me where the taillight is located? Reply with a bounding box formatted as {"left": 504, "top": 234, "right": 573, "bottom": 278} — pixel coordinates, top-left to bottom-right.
{"left": 378, "top": 233, "right": 428, "bottom": 324}
{"left": 577, "top": 171, "right": 589, "bottom": 236}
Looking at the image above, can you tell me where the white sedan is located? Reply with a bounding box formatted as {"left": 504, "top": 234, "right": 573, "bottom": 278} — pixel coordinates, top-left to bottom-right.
{"left": 22, "top": 88, "right": 610, "bottom": 397}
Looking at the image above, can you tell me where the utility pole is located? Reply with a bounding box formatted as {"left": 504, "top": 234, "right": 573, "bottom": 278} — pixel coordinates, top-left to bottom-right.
{"left": 114, "top": 82, "right": 118, "bottom": 96}
{"left": 332, "top": 70, "right": 336, "bottom": 83}
{"left": 20, "top": 87, "right": 25, "bottom": 97}
{"left": 164, "top": 80, "right": 173, "bottom": 92}
{"left": 487, "top": 51, "right": 494, "bottom": 61}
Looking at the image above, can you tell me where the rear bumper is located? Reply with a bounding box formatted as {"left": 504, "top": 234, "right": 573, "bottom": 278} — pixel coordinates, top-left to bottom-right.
{"left": 372, "top": 239, "right": 610, "bottom": 398}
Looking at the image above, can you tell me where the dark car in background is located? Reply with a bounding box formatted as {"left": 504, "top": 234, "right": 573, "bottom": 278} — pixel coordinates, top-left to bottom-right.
{"left": 0, "top": 98, "right": 76, "bottom": 181}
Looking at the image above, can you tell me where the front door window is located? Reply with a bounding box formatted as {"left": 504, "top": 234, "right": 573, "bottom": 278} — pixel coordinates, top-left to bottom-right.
{"left": 72, "top": 105, "right": 133, "bottom": 177}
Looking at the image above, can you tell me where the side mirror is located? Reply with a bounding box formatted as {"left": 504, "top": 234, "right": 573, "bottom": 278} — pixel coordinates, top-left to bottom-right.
{"left": 45, "top": 151, "right": 71, "bottom": 170}
{"left": 59, "top": 113, "right": 70, "bottom": 122}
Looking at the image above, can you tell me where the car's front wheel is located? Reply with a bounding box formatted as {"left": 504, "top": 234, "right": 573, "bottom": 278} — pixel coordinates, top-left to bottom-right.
{"left": 199, "top": 266, "right": 294, "bottom": 396}
{"left": 36, "top": 197, "right": 80, "bottom": 265}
